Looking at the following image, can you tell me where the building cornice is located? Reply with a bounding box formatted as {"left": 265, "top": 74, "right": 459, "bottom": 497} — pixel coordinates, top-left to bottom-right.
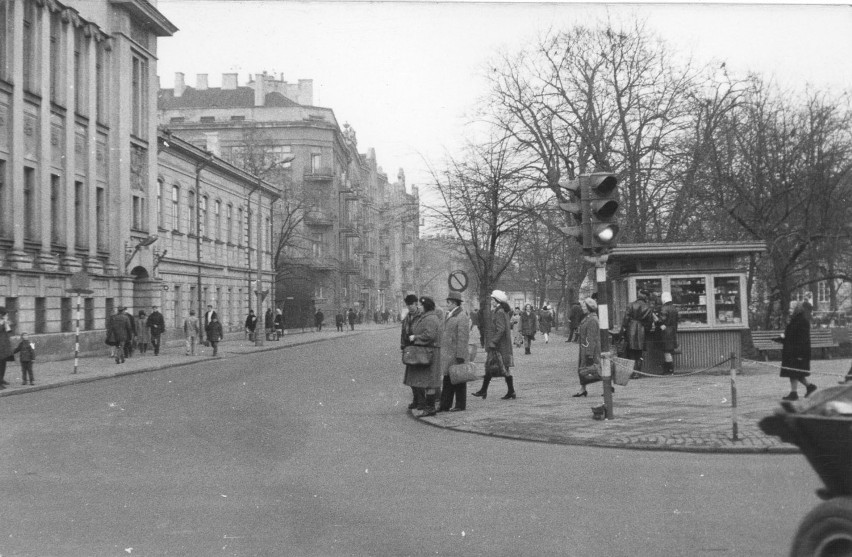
{"left": 109, "top": 0, "right": 178, "bottom": 36}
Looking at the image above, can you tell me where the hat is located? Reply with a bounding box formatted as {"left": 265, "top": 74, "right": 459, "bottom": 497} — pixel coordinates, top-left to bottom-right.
{"left": 661, "top": 292, "right": 672, "bottom": 304}
{"left": 404, "top": 294, "right": 418, "bottom": 305}
{"left": 118, "top": 306, "right": 127, "bottom": 312}
{"left": 637, "top": 289, "right": 649, "bottom": 300}
{"left": 583, "top": 298, "right": 598, "bottom": 312}
{"left": 491, "top": 290, "right": 509, "bottom": 304}
{"left": 446, "top": 291, "right": 463, "bottom": 304}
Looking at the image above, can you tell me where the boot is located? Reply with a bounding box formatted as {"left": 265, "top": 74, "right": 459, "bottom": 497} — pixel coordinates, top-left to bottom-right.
{"left": 472, "top": 376, "right": 491, "bottom": 399}
{"left": 525, "top": 347, "right": 531, "bottom": 355}
{"left": 413, "top": 388, "right": 426, "bottom": 411}
{"left": 663, "top": 362, "right": 674, "bottom": 375}
{"left": 417, "top": 394, "right": 437, "bottom": 417}
{"left": 501, "top": 376, "right": 516, "bottom": 399}
{"left": 408, "top": 387, "right": 421, "bottom": 409}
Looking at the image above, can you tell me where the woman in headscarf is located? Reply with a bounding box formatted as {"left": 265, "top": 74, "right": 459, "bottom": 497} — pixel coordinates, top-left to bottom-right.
{"left": 573, "top": 298, "right": 601, "bottom": 397}
{"left": 775, "top": 301, "right": 817, "bottom": 401}
{"left": 403, "top": 296, "right": 443, "bottom": 417}
{"left": 472, "top": 290, "right": 516, "bottom": 400}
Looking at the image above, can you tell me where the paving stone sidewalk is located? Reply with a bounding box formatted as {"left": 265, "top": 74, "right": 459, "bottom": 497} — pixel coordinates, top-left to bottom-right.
{"left": 419, "top": 334, "right": 852, "bottom": 454}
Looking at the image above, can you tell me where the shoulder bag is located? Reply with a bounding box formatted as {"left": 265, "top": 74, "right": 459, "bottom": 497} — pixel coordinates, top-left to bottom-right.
{"left": 485, "top": 349, "right": 506, "bottom": 377}
{"left": 449, "top": 362, "right": 478, "bottom": 385}
{"left": 578, "top": 363, "right": 602, "bottom": 386}
{"left": 402, "top": 345, "right": 434, "bottom": 366}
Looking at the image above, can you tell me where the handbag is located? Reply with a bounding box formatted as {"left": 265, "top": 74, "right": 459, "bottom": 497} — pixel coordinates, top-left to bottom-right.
{"left": 449, "top": 362, "right": 478, "bottom": 385}
{"left": 402, "top": 345, "right": 433, "bottom": 366}
{"left": 485, "top": 349, "right": 506, "bottom": 377}
{"left": 578, "top": 363, "right": 602, "bottom": 386}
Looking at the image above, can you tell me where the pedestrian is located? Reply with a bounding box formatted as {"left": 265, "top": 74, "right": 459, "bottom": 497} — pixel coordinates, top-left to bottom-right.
{"left": 13, "top": 332, "right": 35, "bottom": 385}
{"left": 124, "top": 307, "right": 137, "bottom": 359}
{"left": 205, "top": 315, "right": 223, "bottom": 357}
{"left": 265, "top": 307, "right": 275, "bottom": 340}
{"left": 184, "top": 309, "right": 201, "bottom": 356}
{"left": 775, "top": 301, "right": 817, "bottom": 401}
{"left": 347, "top": 308, "right": 356, "bottom": 331}
{"left": 511, "top": 307, "right": 522, "bottom": 348}
{"left": 146, "top": 305, "right": 165, "bottom": 355}
{"left": 244, "top": 309, "right": 258, "bottom": 341}
{"left": 107, "top": 306, "right": 133, "bottom": 364}
{"left": 438, "top": 291, "right": 470, "bottom": 413}
{"left": 568, "top": 302, "right": 583, "bottom": 343}
{"left": 0, "top": 307, "right": 13, "bottom": 388}
{"left": 203, "top": 305, "right": 218, "bottom": 345}
{"left": 658, "top": 292, "right": 679, "bottom": 375}
{"left": 473, "top": 290, "right": 516, "bottom": 400}
{"left": 573, "top": 298, "right": 601, "bottom": 397}
{"left": 403, "top": 296, "right": 442, "bottom": 417}
{"left": 135, "top": 310, "right": 150, "bottom": 354}
{"left": 620, "top": 289, "right": 658, "bottom": 374}
{"left": 315, "top": 308, "right": 325, "bottom": 332}
{"left": 520, "top": 303, "right": 538, "bottom": 355}
{"left": 539, "top": 305, "right": 553, "bottom": 343}
{"left": 400, "top": 294, "right": 424, "bottom": 410}
{"left": 335, "top": 309, "right": 345, "bottom": 332}
{"left": 274, "top": 308, "right": 284, "bottom": 339}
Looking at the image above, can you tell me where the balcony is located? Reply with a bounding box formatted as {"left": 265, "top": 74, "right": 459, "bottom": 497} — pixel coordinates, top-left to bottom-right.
{"left": 304, "top": 208, "right": 334, "bottom": 227}
{"left": 304, "top": 167, "right": 334, "bottom": 181}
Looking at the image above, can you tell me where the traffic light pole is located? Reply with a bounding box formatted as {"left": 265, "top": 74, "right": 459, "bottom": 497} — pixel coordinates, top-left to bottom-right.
{"left": 595, "top": 257, "right": 614, "bottom": 419}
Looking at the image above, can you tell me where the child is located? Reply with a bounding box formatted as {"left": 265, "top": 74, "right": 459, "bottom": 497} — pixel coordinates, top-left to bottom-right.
{"left": 13, "top": 332, "right": 35, "bottom": 385}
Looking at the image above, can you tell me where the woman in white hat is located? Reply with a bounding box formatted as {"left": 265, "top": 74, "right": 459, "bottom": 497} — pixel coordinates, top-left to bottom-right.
{"left": 573, "top": 298, "right": 601, "bottom": 397}
{"left": 473, "top": 290, "right": 516, "bottom": 400}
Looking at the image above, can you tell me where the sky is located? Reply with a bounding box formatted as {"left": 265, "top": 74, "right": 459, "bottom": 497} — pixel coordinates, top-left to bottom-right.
{"left": 154, "top": 0, "right": 852, "bottom": 193}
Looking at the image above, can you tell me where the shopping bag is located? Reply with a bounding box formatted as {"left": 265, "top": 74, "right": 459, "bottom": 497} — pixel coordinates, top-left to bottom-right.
{"left": 578, "top": 363, "right": 602, "bottom": 386}
{"left": 449, "top": 363, "right": 478, "bottom": 385}
{"left": 485, "top": 350, "right": 506, "bottom": 377}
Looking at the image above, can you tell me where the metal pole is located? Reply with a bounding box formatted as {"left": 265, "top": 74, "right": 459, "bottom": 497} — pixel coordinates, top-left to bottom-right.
{"left": 255, "top": 181, "right": 265, "bottom": 346}
{"left": 73, "top": 293, "right": 80, "bottom": 374}
{"left": 730, "top": 351, "right": 739, "bottom": 441}
{"left": 596, "top": 259, "right": 614, "bottom": 419}
{"left": 195, "top": 163, "right": 204, "bottom": 342}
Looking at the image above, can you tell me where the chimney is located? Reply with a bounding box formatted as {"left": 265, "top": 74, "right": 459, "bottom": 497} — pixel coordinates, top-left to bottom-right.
{"left": 298, "top": 79, "right": 313, "bottom": 105}
{"left": 222, "top": 73, "right": 238, "bottom": 90}
{"left": 174, "top": 72, "right": 185, "bottom": 97}
{"left": 254, "top": 73, "right": 266, "bottom": 107}
{"left": 196, "top": 73, "right": 208, "bottom": 91}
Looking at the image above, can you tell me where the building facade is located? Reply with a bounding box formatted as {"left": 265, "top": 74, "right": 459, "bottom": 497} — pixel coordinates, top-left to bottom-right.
{"left": 157, "top": 72, "right": 419, "bottom": 327}
{"left": 0, "top": 0, "right": 177, "bottom": 356}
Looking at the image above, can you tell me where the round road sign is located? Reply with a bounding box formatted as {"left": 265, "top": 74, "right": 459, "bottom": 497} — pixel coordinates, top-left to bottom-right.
{"left": 447, "top": 270, "right": 469, "bottom": 292}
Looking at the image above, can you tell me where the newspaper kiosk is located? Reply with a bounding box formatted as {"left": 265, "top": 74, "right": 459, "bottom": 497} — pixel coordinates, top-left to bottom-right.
{"left": 607, "top": 242, "right": 766, "bottom": 374}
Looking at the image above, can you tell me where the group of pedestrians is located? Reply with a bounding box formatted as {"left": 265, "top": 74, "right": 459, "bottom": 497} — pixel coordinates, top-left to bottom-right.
{"left": 0, "top": 306, "right": 35, "bottom": 388}
{"left": 105, "top": 305, "right": 166, "bottom": 364}
{"left": 510, "top": 304, "right": 555, "bottom": 355}
{"left": 401, "top": 289, "right": 516, "bottom": 417}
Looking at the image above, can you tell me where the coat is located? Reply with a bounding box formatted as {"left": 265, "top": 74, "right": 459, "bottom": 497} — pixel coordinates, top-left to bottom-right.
{"left": 520, "top": 311, "right": 538, "bottom": 337}
{"left": 487, "top": 304, "right": 514, "bottom": 370}
{"left": 779, "top": 312, "right": 810, "bottom": 379}
{"left": 569, "top": 304, "right": 584, "bottom": 329}
{"left": 265, "top": 309, "right": 274, "bottom": 330}
{"left": 403, "top": 309, "right": 442, "bottom": 389}
{"left": 0, "top": 318, "right": 11, "bottom": 361}
{"left": 147, "top": 311, "right": 165, "bottom": 336}
{"left": 107, "top": 312, "right": 134, "bottom": 346}
{"left": 244, "top": 314, "right": 257, "bottom": 332}
{"left": 622, "top": 299, "right": 657, "bottom": 351}
{"left": 13, "top": 340, "right": 35, "bottom": 362}
{"left": 539, "top": 309, "right": 553, "bottom": 334}
{"left": 439, "top": 307, "right": 470, "bottom": 377}
{"left": 205, "top": 321, "right": 223, "bottom": 343}
{"left": 183, "top": 315, "right": 200, "bottom": 337}
{"left": 577, "top": 313, "right": 601, "bottom": 369}
{"left": 135, "top": 316, "right": 151, "bottom": 344}
{"left": 659, "top": 303, "right": 679, "bottom": 352}
{"left": 314, "top": 311, "right": 324, "bottom": 326}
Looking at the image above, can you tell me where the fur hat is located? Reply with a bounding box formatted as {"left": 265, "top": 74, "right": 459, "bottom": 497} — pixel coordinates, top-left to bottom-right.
{"left": 491, "top": 290, "right": 509, "bottom": 305}
{"left": 404, "top": 294, "right": 418, "bottom": 305}
{"left": 661, "top": 292, "right": 672, "bottom": 304}
{"left": 446, "top": 291, "right": 463, "bottom": 304}
{"left": 583, "top": 298, "right": 598, "bottom": 312}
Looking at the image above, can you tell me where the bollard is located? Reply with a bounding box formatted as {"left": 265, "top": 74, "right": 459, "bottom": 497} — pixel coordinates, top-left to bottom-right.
{"left": 601, "top": 351, "right": 614, "bottom": 419}
{"left": 730, "top": 351, "right": 739, "bottom": 441}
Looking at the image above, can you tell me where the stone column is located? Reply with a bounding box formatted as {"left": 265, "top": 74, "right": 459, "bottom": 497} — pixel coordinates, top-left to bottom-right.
{"left": 84, "top": 26, "right": 102, "bottom": 273}
{"left": 8, "top": 0, "right": 30, "bottom": 268}
{"left": 36, "top": 3, "right": 59, "bottom": 271}
{"left": 61, "top": 10, "right": 81, "bottom": 272}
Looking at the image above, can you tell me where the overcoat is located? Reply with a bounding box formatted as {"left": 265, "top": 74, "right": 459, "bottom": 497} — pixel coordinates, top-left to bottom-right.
{"left": 107, "top": 312, "right": 134, "bottom": 345}
{"left": 577, "top": 313, "right": 601, "bottom": 369}
{"left": 538, "top": 309, "right": 553, "bottom": 334}
{"left": 135, "top": 316, "right": 151, "bottom": 344}
{"left": 659, "top": 303, "right": 679, "bottom": 352}
{"left": 622, "top": 299, "right": 656, "bottom": 351}
{"left": 779, "top": 312, "right": 811, "bottom": 379}
{"left": 487, "top": 304, "right": 514, "bottom": 372}
{"left": 403, "top": 309, "right": 442, "bottom": 389}
{"left": 0, "top": 319, "right": 12, "bottom": 361}
{"left": 520, "top": 311, "right": 538, "bottom": 337}
{"left": 147, "top": 311, "right": 165, "bottom": 336}
{"left": 206, "top": 320, "right": 223, "bottom": 343}
{"left": 439, "top": 307, "right": 470, "bottom": 377}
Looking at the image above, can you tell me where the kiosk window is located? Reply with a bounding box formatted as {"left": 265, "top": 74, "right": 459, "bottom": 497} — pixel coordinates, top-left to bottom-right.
{"left": 671, "top": 277, "right": 707, "bottom": 325}
{"left": 636, "top": 278, "right": 662, "bottom": 298}
{"left": 714, "top": 276, "right": 742, "bottom": 324}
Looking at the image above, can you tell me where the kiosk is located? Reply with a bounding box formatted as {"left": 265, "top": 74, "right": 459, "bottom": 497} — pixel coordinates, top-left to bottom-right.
{"left": 607, "top": 242, "right": 766, "bottom": 373}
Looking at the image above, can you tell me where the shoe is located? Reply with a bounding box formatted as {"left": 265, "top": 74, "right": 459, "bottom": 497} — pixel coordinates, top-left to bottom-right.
{"left": 471, "top": 390, "right": 487, "bottom": 399}
{"left": 115, "top": 358, "right": 120, "bottom": 364}
{"left": 22, "top": 381, "right": 27, "bottom": 385}
{"left": 449, "top": 407, "right": 465, "bottom": 412}
{"left": 805, "top": 384, "right": 818, "bottom": 397}
{"left": 407, "top": 401, "right": 418, "bottom": 410}
{"left": 572, "top": 391, "right": 588, "bottom": 397}
{"left": 782, "top": 392, "right": 799, "bottom": 401}
{"left": 500, "top": 392, "right": 516, "bottom": 400}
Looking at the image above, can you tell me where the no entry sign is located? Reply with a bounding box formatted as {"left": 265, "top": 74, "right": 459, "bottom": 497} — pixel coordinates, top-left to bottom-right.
{"left": 447, "top": 270, "right": 469, "bottom": 292}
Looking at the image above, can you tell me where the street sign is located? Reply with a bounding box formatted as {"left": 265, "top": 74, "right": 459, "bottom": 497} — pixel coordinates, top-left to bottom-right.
{"left": 447, "top": 270, "right": 469, "bottom": 292}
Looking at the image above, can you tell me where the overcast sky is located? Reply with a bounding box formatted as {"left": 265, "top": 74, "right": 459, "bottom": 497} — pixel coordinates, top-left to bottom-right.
{"left": 155, "top": 0, "right": 852, "bottom": 191}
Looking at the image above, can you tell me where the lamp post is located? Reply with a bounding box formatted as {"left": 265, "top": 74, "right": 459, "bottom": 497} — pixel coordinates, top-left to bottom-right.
{"left": 195, "top": 153, "right": 213, "bottom": 337}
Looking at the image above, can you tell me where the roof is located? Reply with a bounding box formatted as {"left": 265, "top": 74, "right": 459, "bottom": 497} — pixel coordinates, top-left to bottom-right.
{"left": 158, "top": 87, "right": 301, "bottom": 110}
{"left": 609, "top": 241, "right": 767, "bottom": 259}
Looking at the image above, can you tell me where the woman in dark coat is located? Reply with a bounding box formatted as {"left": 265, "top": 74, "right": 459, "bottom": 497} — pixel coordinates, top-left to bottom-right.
{"left": 0, "top": 307, "right": 12, "bottom": 388}
{"left": 658, "top": 292, "right": 679, "bottom": 375}
{"left": 776, "top": 301, "right": 816, "bottom": 401}
{"left": 538, "top": 305, "right": 553, "bottom": 343}
{"left": 519, "top": 304, "right": 538, "bottom": 355}
{"left": 472, "top": 290, "right": 516, "bottom": 400}
{"left": 621, "top": 289, "right": 658, "bottom": 372}
{"left": 573, "top": 298, "right": 601, "bottom": 397}
{"left": 403, "top": 296, "right": 442, "bottom": 417}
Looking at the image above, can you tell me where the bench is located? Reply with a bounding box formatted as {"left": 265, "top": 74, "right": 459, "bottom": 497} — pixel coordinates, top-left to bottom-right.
{"left": 751, "top": 329, "right": 839, "bottom": 361}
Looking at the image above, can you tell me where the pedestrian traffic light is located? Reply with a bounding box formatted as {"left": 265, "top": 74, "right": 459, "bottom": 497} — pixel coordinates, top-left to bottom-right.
{"left": 586, "top": 172, "right": 620, "bottom": 253}
{"left": 557, "top": 178, "right": 587, "bottom": 248}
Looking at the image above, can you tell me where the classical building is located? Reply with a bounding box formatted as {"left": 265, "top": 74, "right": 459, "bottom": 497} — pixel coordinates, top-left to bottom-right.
{"left": 157, "top": 72, "right": 419, "bottom": 326}
{"left": 0, "top": 0, "right": 177, "bottom": 356}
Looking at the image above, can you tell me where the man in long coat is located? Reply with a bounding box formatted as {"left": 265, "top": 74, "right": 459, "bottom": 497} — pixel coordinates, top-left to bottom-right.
{"left": 621, "top": 289, "right": 658, "bottom": 372}
{"left": 438, "top": 291, "right": 470, "bottom": 412}
{"left": 147, "top": 305, "right": 166, "bottom": 355}
{"left": 108, "top": 307, "right": 134, "bottom": 364}
{"left": 473, "top": 290, "right": 515, "bottom": 400}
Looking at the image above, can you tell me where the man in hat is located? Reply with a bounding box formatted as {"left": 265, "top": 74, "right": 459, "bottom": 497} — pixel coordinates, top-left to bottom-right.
{"left": 107, "top": 306, "right": 134, "bottom": 364}
{"left": 147, "top": 305, "right": 166, "bottom": 356}
{"left": 620, "top": 289, "right": 659, "bottom": 374}
{"left": 439, "top": 291, "right": 470, "bottom": 412}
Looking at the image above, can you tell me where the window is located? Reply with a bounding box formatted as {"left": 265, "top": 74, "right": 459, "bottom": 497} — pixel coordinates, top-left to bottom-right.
{"left": 96, "top": 44, "right": 106, "bottom": 122}
{"left": 156, "top": 179, "right": 164, "bottom": 229}
{"left": 96, "top": 186, "right": 105, "bottom": 249}
{"left": 271, "top": 145, "right": 293, "bottom": 168}
{"left": 74, "top": 27, "right": 87, "bottom": 114}
{"left": 214, "top": 200, "right": 221, "bottom": 240}
{"left": 75, "top": 180, "right": 86, "bottom": 249}
{"left": 4, "top": 297, "right": 18, "bottom": 334}
{"left": 671, "top": 277, "right": 708, "bottom": 326}
{"left": 713, "top": 277, "right": 742, "bottom": 325}
{"left": 171, "top": 185, "right": 180, "bottom": 230}
{"left": 170, "top": 117, "right": 185, "bottom": 124}
{"left": 132, "top": 194, "right": 144, "bottom": 230}
{"left": 22, "top": 0, "right": 36, "bottom": 92}
{"left": 49, "top": 13, "right": 62, "bottom": 103}
{"left": 818, "top": 281, "right": 830, "bottom": 304}
{"left": 188, "top": 190, "right": 196, "bottom": 234}
{"left": 172, "top": 286, "right": 181, "bottom": 329}
{"left": 105, "top": 298, "right": 114, "bottom": 328}
{"left": 230, "top": 115, "right": 245, "bottom": 121}
{"left": 0, "top": 0, "right": 7, "bottom": 80}
{"left": 23, "top": 167, "right": 36, "bottom": 240}
{"left": 237, "top": 207, "right": 244, "bottom": 246}
{"left": 131, "top": 53, "right": 148, "bottom": 138}
{"left": 311, "top": 153, "right": 322, "bottom": 172}
{"left": 200, "top": 116, "right": 215, "bottom": 123}
{"left": 61, "top": 297, "right": 72, "bottom": 333}
{"left": 0, "top": 159, "right": 6, "bottom": 236}
{"left": 84, "top": 298, "right": 95, "bottom": 330}
{"left": 226, "top": 204, "right": 233, "bottom": 243}
{"left": 50, "top": 174, "right": 62, "bottom": 244}
{"left": 34, "top": 298, "right": 46, "bottom": 334}
{"left": 200, "top": 195, "right": 208, "bottom": 237}
{"left": 265, "top": 217, "right": 271, "bottom": 251}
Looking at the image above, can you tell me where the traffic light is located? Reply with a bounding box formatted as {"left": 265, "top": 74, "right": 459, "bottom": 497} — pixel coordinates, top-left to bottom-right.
{"left": 585, "top": 172, "right": 620, "bottom": 253}
{"left": 557, "top": 178, "right": 587, "bottom": 248}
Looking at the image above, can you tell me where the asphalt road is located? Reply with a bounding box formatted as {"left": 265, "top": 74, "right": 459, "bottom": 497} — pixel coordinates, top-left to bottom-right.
{"left": 0, "top": 328, "right": 822, "bottom": 556}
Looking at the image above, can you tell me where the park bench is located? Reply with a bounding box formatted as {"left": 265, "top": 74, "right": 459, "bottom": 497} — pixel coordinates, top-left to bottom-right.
{"left": 751, "top": 329, "right": 840, "bottom": 361}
